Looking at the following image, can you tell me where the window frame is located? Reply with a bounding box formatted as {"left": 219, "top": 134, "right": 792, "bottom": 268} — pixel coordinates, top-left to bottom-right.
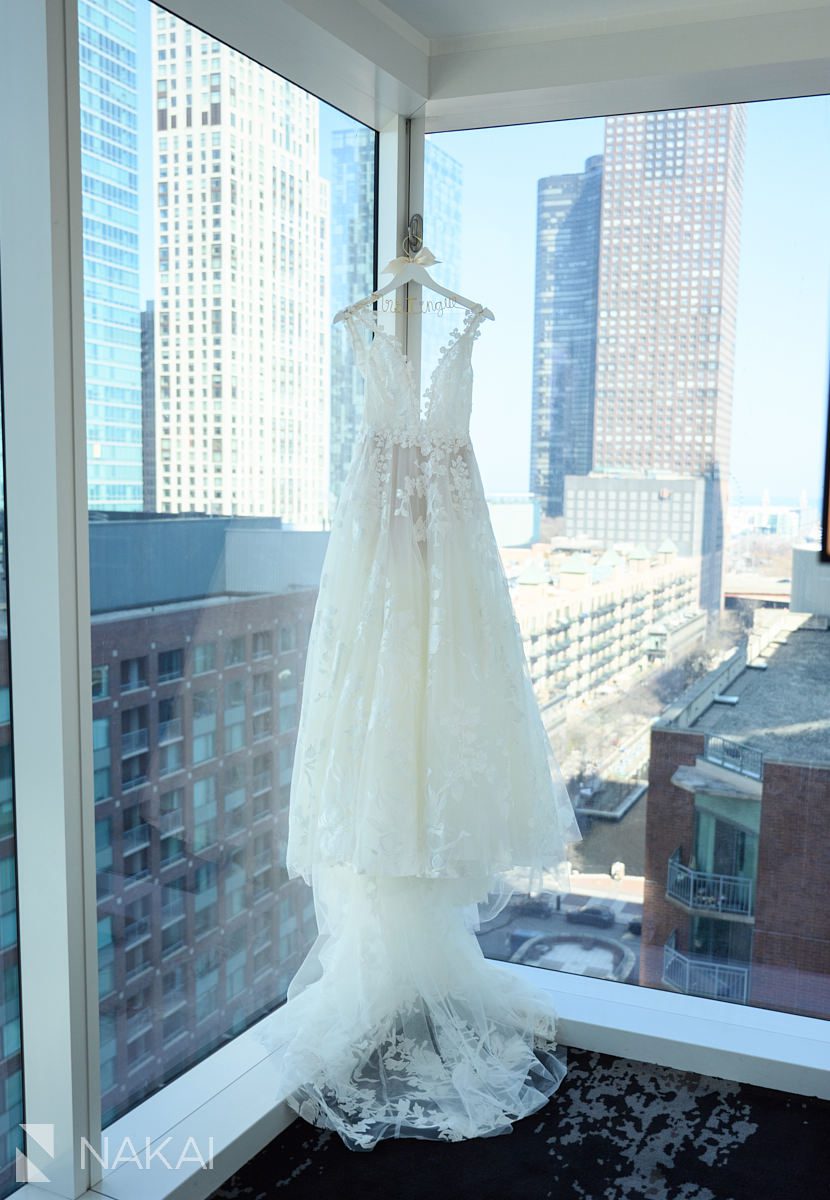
{"left": 97, "top": 966, "right": 830, "bottom": 1200}
{"left": 1, "top": 3, "right": 828, "bottom": 1200}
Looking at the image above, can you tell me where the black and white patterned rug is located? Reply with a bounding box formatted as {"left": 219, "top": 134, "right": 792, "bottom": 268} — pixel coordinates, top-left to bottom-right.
{"left": 212, "top": 1048, "right": 830, "bottom": 1200}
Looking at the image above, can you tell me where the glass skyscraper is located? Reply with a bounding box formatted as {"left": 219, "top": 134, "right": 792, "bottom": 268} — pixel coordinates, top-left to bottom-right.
{"left": 531, "top": 110, "right": 745, "bottom": 614}
{"left": 329, "top": 127, "right": 376, "bottom": 510}
{"left": 530, "top": 155, "right": 603, "bottom": 518}
{"left": 151, "top": 13, "right": 331, "bottom": 526}
{"left": 80, "top": 0, "right": 144, "bottom": 510}
{"left": 328, "top": 135, "right": 463, "bottom": 509}
{"left": 592, "top": 107, "right": 746, "bottom": 614}
{"left": 421, "top": 140, "right": 463, "bottom": 387}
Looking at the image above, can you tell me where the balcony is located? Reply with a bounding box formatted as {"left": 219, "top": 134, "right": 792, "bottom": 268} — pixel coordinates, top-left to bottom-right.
{"left": 120, "top": 678, "right": 147, "bottom": 694}
{"left": 160, "top": 891, "right": 185, "bottom": 923}
{"left": 158, "top": 810, "right": 184, "bottom": 836}
{"left": 225, "top": 702, "right": 246, "bottom": 726}
{"left": 666, "top": 848, "right": 754, "bottom": 918}
{"left": 253, "top": 771, "right": 272, "bottom": 796}
{"left": 121, "top": 727, "right": 149, "bottom": 757}
{"left": 122, "top": 772, "right": 149, "bottom": 793}
{"left": 123, "top": 824, "right": 151, "bottom": 853}
{"left": 663, "top": 930, "right": 750, "bottom": 1004}
{"left": 193, "top": 713, "right": 217, "bottom": 737}
{"left": 704, "top": 733, "right": 764, "bottom": 781}
{"left": 158, "top": 717, "right": 183, "bottom": 744}
{"left": 123, "top": 915, "right": 152, "bottom": 946}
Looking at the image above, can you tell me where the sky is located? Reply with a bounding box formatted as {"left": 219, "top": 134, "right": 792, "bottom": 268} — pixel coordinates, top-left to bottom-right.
{"left": 425, "top": 97, "right": 830, "bottom": 509}
{"left": 135, "top": 1, "right": 830, "bottom": 510}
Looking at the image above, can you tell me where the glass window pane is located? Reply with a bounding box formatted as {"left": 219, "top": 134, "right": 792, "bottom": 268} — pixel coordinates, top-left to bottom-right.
{"left": 80, "top": 0, "right": 376, "bottom": 1124}
{"left": 0, "top": 268, "right": 23, "bottom": 1193}
{"left": 426, "top": 96, "right": 830, "bottom": 1021}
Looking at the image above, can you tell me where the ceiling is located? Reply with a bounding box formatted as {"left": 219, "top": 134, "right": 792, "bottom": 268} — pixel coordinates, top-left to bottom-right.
{"left": 373, "top": 0, "right": 827, "bottom": 44}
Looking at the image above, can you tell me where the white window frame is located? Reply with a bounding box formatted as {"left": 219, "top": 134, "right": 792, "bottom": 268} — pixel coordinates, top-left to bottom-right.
{"left": 1, "top": 3, "right": 827, "bottom": 1200}
{"left": 1, "top": 2, "right": 97, "bottom": 1198}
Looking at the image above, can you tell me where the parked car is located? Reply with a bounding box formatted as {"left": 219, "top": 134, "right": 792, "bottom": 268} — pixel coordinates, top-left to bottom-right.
{"left": 565, "top": 903, "right": 615, "bottom": 928}
{"left": 513, "top": 894, "right": 552, "bottom": 917}
{"left": 627, "top": 919, "right": 642, "bottom": 936}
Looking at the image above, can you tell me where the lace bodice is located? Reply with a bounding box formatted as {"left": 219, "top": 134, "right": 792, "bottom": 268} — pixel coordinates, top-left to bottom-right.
{"left": 343, "top": 303, "right": 488, "bottom": 445}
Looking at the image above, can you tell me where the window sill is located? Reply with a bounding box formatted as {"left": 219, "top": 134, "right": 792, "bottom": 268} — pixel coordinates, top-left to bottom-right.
{"left": 506, "top": 963, "right": 830, "bottom": 1100}
{"left": 66, "top": 966, "right": 830, "bottom": 1200}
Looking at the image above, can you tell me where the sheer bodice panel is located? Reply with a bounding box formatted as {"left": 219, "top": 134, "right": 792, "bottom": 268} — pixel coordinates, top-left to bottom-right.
{"left": 344, "top": 303, "right": 485, "bottom": 445}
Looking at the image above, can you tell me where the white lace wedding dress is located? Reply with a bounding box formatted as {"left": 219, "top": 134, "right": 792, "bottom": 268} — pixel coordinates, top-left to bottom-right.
{"left": 257, "top": 302, "right": 583, "bottom": 1150}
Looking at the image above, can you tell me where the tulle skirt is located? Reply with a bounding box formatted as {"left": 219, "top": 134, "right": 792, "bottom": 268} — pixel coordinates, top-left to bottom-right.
{"left": 255, "top": 864, "right": 569, "bottom": 1150}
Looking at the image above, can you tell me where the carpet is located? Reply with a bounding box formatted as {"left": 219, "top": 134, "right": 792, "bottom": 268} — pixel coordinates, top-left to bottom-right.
{"left": 210, "top": 1047, "right": 830, "bottom": 1200}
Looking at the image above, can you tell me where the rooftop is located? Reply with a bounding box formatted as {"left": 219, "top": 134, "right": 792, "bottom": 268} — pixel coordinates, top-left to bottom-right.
{"left": 688, "top": 618, "right": 830, "bottom": 766}
{"left": 724, "top": 572, "right": 791, "bottom": 599}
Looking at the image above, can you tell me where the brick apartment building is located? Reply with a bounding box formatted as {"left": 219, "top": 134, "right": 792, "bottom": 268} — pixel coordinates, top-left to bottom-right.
{"left": 509, "top": 542, "right": 706, "bottom": 722}
{"left": 641, "top": 609, "right": 830, "bottom": 1019}
{"left": 90, "top": 515, "right": 326, "bottom": 1122}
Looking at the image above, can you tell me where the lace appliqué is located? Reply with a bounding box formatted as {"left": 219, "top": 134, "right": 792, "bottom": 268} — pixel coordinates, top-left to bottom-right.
{"left": 448, "top": 451, "right": 474, "bottom": 517}
{"left": 368, "top": 428, "right": 474, "bottom": 539}
{"left": 268, "top": 864, "right": 571, "bottom": 1152}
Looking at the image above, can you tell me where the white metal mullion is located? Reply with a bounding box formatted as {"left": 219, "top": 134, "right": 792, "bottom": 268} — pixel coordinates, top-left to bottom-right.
{"left": 376, "top": 114, "right": 411, "bottom": 352}
{"left": 375, "top": 115, "right": 428, "bottom": 392}
{"left": 0, "top": 1, "right": 99, "bottom": 1196}
{"left": 403, "top": 115, "right": 426, "bottom": 400}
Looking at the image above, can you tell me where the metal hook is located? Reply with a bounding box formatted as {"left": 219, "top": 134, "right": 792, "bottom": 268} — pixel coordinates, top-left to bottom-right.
{"left": 402, "top": 213, "right": 423, "bottom": 258}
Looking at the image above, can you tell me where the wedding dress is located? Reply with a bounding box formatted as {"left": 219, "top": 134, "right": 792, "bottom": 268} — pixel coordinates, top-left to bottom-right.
{"left": 257, "top": 301, "right": 583, "bottom": 1150}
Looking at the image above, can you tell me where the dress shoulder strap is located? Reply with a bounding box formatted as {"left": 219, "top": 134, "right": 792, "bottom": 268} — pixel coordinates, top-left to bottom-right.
{"left": 337, "top": 305, "right": 373, "bottom": 376}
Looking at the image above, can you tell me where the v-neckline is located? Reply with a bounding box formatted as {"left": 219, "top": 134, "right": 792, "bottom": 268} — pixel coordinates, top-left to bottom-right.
{"left": 346, "top": 303, "right": 485, "bottom": 418}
